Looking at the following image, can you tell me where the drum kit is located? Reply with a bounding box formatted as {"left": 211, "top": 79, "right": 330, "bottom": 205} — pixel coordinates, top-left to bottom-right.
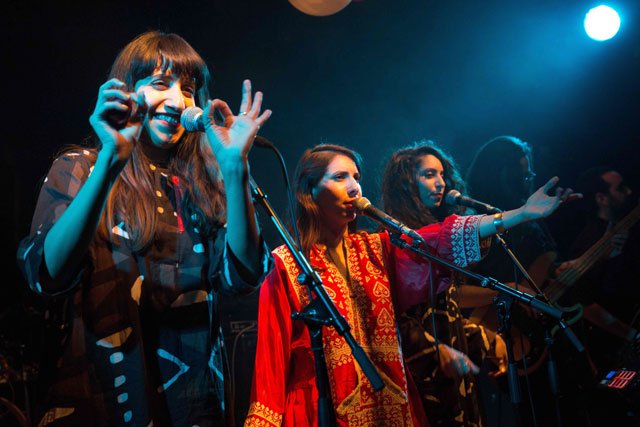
{"left": 1, "top": 307, "right": 40, "bottom": 427}
{"left": 0, "top": 279, "right": 74, "bottom": 427}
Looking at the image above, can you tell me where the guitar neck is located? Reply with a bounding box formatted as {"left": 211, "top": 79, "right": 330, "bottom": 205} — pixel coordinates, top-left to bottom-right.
{"left": 545, "top": 204, "right": 640, "bottom": 303}
{"left": 557, "top": 204, "right": 640, "bottom": 288}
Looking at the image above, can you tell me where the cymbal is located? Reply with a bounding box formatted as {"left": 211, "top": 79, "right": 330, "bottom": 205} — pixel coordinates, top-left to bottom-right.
{"left": 288, "top": 0, "right": 352, "bottom": 17}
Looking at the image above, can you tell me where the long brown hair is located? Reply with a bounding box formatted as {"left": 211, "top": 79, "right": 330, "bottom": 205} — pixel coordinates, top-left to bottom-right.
{"left": 381, "top": 140, "right": 467, "bottom": 228}
{"left": 97, "top": 31, "right": 225, "bottom": 251}
{"left": 294, "top": 144, "right": 363, "bottom": 256}
{"left": 466, "top": 136, "right": 532, "bottom": 211}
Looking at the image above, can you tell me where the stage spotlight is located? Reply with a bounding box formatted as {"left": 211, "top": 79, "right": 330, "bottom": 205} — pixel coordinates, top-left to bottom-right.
{"left": 584, "top": 5, "right": 621, "bottom": 41}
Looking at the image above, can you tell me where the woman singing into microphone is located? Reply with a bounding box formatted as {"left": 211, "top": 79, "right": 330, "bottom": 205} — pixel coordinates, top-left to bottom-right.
{"left": 381, "top": 140, "right": 505, "bottom": 427}
{"left": 17, "top": 31, "right": 272, "bottom": 426}
{"left": 245, "top": 143, "right": 574, "bottom": 426}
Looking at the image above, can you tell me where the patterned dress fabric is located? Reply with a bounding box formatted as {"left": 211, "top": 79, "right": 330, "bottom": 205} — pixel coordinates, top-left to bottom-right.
{"left": 245, "top": 215, "right": 485, "bottom": 427}
{"left": 399, "top": 277, "right": 493, "bottom": 427}
{"left": 16, "top": 149, "right": 270, "bottom": 427}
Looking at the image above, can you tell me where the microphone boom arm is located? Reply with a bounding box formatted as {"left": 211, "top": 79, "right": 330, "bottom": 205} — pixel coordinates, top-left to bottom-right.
{"left": 387, "top": 234, "right": 564, "bottom": 320}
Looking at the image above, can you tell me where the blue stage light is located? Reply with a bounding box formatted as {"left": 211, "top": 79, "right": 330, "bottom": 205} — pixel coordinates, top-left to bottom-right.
{"left": 584, "top": 5, "right": 621, "bottom": 41}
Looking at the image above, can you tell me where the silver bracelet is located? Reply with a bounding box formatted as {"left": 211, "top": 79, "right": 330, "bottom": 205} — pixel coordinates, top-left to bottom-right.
{"left": 493, "top": 212, "right": 506, "bottom": 234}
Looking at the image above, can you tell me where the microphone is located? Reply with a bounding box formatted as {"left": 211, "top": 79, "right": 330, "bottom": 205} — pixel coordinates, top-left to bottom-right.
{"left": 445, "top": 190, "right": 502, "bottom": 214}
{"left": 354, "top": 197, "right": 424, "bottom": 243}
{"left": 181, "top": 106, "right": 205, "bottom": 132}
{"left": 180, "top": 107, "right": 273, "bottom": 149}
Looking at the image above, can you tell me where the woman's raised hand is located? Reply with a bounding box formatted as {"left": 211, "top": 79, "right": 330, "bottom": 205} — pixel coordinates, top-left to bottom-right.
{"left": 202, "top": 79, "right": 272, "bottom": 170}
{"left": 89, "top": 78, "right": 145, "bottom": 166}
{"left": 521, "top": 176, "right": 581, "bottom": 220}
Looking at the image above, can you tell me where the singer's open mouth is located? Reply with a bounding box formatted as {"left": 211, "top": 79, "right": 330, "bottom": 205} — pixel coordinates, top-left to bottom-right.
{"left": 154, "top": 113, "right": 180, "bottom": 126}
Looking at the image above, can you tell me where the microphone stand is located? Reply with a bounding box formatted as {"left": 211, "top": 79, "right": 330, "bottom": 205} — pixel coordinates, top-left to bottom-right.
{"left": 492, "top": 231, "right": 584, "bottom": 427}
{"left": 249, "top": 177, "right": 384, "bottom": 427}
{"left": 387, "top": 233, "right": 568, "bottom": 426}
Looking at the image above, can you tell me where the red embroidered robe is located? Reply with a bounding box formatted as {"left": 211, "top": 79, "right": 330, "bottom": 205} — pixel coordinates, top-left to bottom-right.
{"left": 245, "top": 215, "right": 484, "bottom": 427}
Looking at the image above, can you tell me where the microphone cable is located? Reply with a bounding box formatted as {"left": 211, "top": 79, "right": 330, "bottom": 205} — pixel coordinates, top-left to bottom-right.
{"left": 252, "top": 136, "right": 302, "bottom": 252}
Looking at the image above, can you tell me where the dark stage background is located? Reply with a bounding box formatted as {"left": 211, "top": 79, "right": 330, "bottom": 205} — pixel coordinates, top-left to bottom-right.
{"left": 3, "top": 0, "right": 640, "bottom": 425}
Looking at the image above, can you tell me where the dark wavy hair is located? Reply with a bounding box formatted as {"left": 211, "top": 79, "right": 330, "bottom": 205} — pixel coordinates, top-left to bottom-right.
{"left": 294, "top": 144, "right": 363, "bottom": 256}
{"left": 95, "top": 31, "right": 224, "bottom": 251}
{"left": 381, "top": 140, "right": 467, "bottom": 228}
{"left": 466, "top": 136, "right": 532, "bottom": 211}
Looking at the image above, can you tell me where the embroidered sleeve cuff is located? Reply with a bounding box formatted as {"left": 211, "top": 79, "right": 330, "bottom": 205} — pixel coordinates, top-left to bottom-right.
{"left": 450, "top": 215, "right": 486, "bottom": 267}
{"left": 245, "top": 401, "right": 283, "bottom": 427}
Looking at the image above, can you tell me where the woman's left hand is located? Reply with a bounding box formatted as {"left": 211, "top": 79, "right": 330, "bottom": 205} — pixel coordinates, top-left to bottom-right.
{"left": 438, "top": 344, "right": 480, "bottom": 379}
{"left": 202, "top": 79, "right": 271, "bottom": 169}
{"left": 521, "top": 176, "right": 581, "bottom": 220}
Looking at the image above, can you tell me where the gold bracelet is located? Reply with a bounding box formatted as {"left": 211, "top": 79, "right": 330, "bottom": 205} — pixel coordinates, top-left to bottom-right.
{"left": 493, "top": 212, "right": 506, "bottom": 234}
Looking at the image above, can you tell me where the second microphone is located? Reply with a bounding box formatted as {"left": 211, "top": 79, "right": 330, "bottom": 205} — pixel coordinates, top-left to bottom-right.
{"left": 354, "top": 197, "right": 424, "bottom": 243}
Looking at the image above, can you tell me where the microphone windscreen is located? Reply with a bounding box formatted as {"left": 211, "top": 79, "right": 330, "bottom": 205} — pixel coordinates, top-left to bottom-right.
{"left": 444, "top": 190, "right": 461, "bottom": 206}
{"left": 180, "top": 107, "right": 204, "bottom": 132}
{"left": 353, "top": 197, "right": 371, "bottom": 212}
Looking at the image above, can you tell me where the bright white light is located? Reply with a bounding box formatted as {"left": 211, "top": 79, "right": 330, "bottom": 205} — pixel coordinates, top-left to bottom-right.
{"left": 584, "top": 5, "right": 621, "bottom": 41}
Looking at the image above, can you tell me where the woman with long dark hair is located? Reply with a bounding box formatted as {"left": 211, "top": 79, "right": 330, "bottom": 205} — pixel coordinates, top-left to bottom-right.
{"left": 17, "top": 31, "right": 272, "bottom": 426}
{"left": 466, "top": 136, "right": 561, "bottom": 426}
{"left": 381, "top": 140, "right": 506, "bottom": 426}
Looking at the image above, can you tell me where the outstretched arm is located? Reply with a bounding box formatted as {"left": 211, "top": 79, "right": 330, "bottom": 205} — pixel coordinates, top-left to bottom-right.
{"left": 478, "top": 176, "right": 580, "bottom": 238}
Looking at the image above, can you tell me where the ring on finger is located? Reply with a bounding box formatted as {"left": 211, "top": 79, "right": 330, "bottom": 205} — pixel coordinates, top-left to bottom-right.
{"left": 240, "top": 111, "right": 248, "bottom": 116}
